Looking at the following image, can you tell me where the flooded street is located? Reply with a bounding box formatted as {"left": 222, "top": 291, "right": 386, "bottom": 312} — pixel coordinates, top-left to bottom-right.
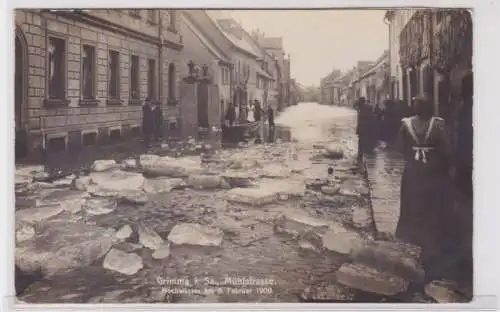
{"left": 16, "top": 102, "right": 382, "bottom": 303}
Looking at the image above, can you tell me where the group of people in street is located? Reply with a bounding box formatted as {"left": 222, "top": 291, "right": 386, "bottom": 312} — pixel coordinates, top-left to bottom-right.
{"left": 141, "top": 96, "right": 278, "bottom": 147}
{"left": 356, "top": 79, "right": 473, "bottom": 288}
{"left": 356, "top": 97, "right": 409, "bottom": 159}
{"left": 223, "top": 100, "right": 276, "bottom": 143}
{"left": 223, "top": 100, "right": 275, "bottom": 127}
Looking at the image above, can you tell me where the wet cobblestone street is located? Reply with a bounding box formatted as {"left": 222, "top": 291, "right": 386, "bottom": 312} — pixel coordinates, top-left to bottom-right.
{"left": 16, "top": 103, "right": 374, "bottom": 303}
{"left": 365, "top": 147, "right": 404, "bottom": 235}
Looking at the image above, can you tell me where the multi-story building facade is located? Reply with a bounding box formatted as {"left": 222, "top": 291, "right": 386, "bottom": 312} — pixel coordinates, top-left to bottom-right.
{"left": 355, "top": 51, "right": 390, "bottom": 108}
{"left": 251, "top": 32, "right": 291, "bottom": 111}
{"left": 386, "top": 9, "right": 472, "bottom": 137}
{"left": 384, "top": 9, "right": 418, "bottom": 103}
{"left": 336, "top": 70, "right": 354, "bottom": 107}
{"left": 319, "top": 69, "right": 342, "bottom": 105}
{"left": 349, "top": 61, "right": 375, "bottom": 102}
{"left": 180, "top": 12, "right": 232, "bottom": 137}
{"left": 14, "top": 9, "right": 183, "bottom": 159}
{"left": 191, "top": 10, "right": 261, "bottom": 122}
{"left": 260, "top": 51, "right": 279, "bottom": 108}
{"left": 239, "top": 29, "right": 276, "bottom": 108}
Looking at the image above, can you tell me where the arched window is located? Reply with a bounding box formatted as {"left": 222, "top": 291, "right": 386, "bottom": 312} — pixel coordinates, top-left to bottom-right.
{"left": 168, "top": 63, "right": 176, "bottom": 102}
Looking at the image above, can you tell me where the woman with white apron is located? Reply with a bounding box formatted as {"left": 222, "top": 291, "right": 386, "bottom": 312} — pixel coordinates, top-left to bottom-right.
{"left": 396, "top": 94, "right": 455, "bottom": 283}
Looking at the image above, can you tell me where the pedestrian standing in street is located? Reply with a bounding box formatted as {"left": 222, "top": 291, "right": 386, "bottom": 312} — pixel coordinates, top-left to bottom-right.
{"left": 253, "top": 100, "right": 265, "bottom": 144}
{"left": 225, "top": 103, "right": 236, "bottom": 126}
{"left": 374, "top": 102, "right": 384, "bottom": 142}
{"left": 356, "top": 97, "right": 377, "bottom": 160}
{"left": 267, "top": 105, "right": 275, "bottom": 129}
{"left": 384, "top": 99, "right": 400, "bottom": 145}
{"left": 395, "top": 94, "right": 455, "bottom": 282}
{"left": 142, "top": 97, "right": 163, "bottom": 148}
{"left": 253, "top": 100, "right": 263, "bottom": 122}
{"left": 247, "top": 103, "right": 255, "bottom": 122}
{"left": 267, "top": 105, "right": 276, "bottom": 143}
{"left": 223, "top": 103, "right": 237, "bottom": 143}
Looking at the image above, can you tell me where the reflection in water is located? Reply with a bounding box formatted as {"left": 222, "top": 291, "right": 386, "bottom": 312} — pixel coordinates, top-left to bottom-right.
{"left": 35, "top": 102, "right": 355, "bottom": 174}
{"left": 264, "top": 124, "right": 291, "bottom": 143}
{"left": 276, "top": 102, "right": 355, "bottom": 143}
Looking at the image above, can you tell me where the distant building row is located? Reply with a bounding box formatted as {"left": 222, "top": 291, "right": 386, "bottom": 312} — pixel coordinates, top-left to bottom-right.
{"left": 319, "top": 52, "right": 389, "bottom": 108}
{"left": 14, "top": 9, "right": 293, "bottom": 158}
{"left": 320, "top": 7, "right": 473, "bottom": 130}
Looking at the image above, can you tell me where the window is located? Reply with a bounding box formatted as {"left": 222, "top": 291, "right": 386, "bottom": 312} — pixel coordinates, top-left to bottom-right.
{"left": 223, "top": 68, "right": 229, "bottom": 84}
{"left": 168, "top": 63, "right": 176, "bottom": 103}
{"left": 47, "top": 37, "right": 66, "bottom": 100}
{"left": 130, "top": 55, "right": 140, "bottom": 99}
{"left": 168, "top": 10, "right": 177, "bottom": 32}
{"left": 147, "top": 58, "right": 156, "bottom": 100}
{"left": 108, "top": 50, "right": 120, "bottom": 99}
{"left": 129, "top": 10, "right": 141, "bottom": 18}
{"left": 147, "top": 10, "right": 158, "bottom": 24}
{"left": 81, "top": 44, "right": 96, "bottom": 100}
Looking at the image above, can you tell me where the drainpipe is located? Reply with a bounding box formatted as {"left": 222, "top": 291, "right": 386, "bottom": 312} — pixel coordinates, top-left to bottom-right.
{"left": 42, "top": 10, "right": 49, "bottom": 152}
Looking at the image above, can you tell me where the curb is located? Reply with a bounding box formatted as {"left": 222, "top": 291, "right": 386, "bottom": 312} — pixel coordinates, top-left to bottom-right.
{"left": 359, "top": 154, "right": 379, "bottom": 238}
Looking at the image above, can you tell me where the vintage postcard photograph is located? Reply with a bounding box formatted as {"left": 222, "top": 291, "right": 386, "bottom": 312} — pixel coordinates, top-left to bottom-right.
{"left": 12, "top": 7, "right": 474, "bottom": 304}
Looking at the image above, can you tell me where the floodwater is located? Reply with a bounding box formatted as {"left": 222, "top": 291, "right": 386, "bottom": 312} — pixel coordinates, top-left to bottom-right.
{"left": 18, "top": 102, "right": 375, "bottom": 303}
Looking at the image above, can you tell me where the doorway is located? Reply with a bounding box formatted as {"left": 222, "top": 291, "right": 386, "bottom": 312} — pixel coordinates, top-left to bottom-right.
{"left": 197, "top": 81, "right": 209, "bottom": 129}
{"left": 15, "top": 29, "right": 28, "bottom": 160}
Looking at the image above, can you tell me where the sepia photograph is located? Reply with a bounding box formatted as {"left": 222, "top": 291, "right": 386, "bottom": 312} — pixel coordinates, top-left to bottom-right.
{"left": 13, "top": 8, "right": 473, "bottom": 304}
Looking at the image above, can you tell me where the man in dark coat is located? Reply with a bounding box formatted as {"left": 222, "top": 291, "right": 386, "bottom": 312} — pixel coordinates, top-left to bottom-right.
{"left": 253, "top": 100, "right": 263, "bottom": 122}
{"left": 356, "top": 97, "right": 377, "bottom": 160}
{"left": 225, "top": 103, "right": 236, "bottom": 126}
{"left": 383, "top": 99, "right": 400, "bottom": 145}
{"left": 267, "top": 105, "right": 275, "bottom": 128}
{"left": 266, "top": 105, "right": 276, "bottom": 143}
{"left": 142, "top": 97, "right": 163, "bottom": 147}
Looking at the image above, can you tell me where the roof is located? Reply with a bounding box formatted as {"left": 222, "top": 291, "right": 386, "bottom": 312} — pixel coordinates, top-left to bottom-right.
{"left": 259, "top": 37, "right": 283, "bottom": 50}
{"left": 359, "top": 51, "right": 389, "bottom": 79}
{"left": 181, "top": 13, "right": 231, "bottom": 64}
{"left": 205, "top": 11, "right": 261, "bottom": 58}
{"left": 255, "top": 65, "right": 274, "bottom": 80}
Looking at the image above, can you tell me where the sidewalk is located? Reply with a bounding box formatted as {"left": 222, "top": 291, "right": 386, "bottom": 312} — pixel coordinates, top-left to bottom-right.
{"left": 364, "top": 145, "right": 404, "bottom": 235}
{"left": 363, "top": 143, "right": 473, "bottom": 298}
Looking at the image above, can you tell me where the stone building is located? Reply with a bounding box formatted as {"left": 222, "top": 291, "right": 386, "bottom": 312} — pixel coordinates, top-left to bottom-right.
{"left": 14, "top": 9, "right": 183, "bottom": 159}
{"left": 319, "top": 69, "right": 342, "bottom": 105}
{"left": 349, "top": 61, "right": 375, "bottom": 103}
{"left": 251, "top": 32, "right": 291, "bottom": 111}
{"left": 180, "top": 11, "right": 233, "bottom": 138}
{"left": 355, "top": 51, "right": 390, "bottom": 108}
{"left": 386, "top": 8, "right": 472, "bottom": 143}
{"left": 186, "top": 10, "right": 261, "bottom": 123}
{"left": 384, "top": 9, "right": 419, "bottom": 103}
{"left": 239, "top": 29, "right": 276, "bottom": 109}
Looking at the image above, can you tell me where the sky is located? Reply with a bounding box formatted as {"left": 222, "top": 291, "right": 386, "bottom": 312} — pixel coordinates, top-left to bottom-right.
{"left": 225, "top": 10, "right": 389, "bottom": 87}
